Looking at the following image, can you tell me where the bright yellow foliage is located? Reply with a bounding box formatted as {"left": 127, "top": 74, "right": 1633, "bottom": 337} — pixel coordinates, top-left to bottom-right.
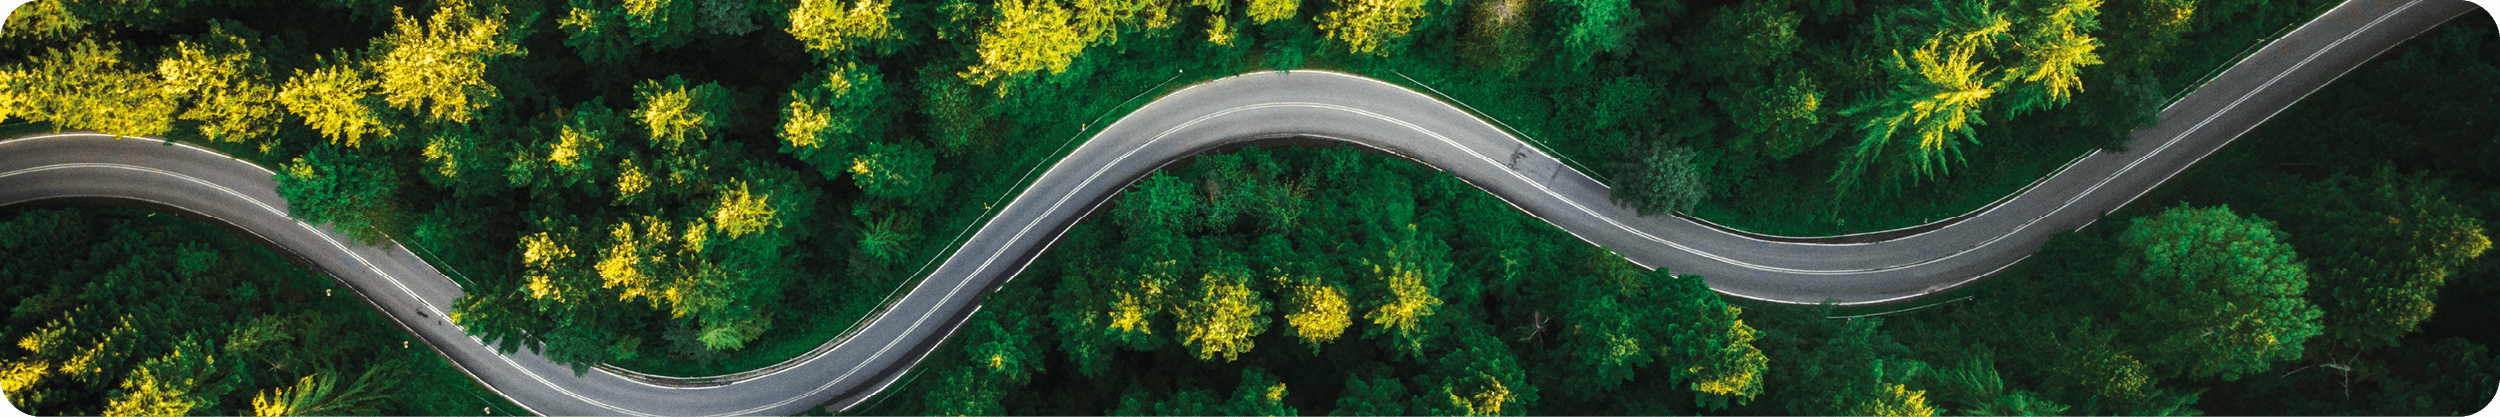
{"left": 962, "top": 0, "right": 1093, "bottom": 86}
{"left": 1205, "top": 15, "right": 1236, "bottom": 46}
{"left": 1365, "top": 262, "right": 1441, "bottom": 346}
{"left": 2008, "top": 26, "right": 2102, "bottom": 107}
{"left": 1318, "top": 0, "right": 1429, "bottom": 55}
{"left": 1110, "top": 260, "right": 1181, "bottom": 337}
{"left": 1177, "top": 271, "right": 1268, "bottom": 362}
{"left": 105, "top": 339, "right": 217, "bottom": 417}
{"left": 64, "top": 316, "right": 136, "bottom": 384}
{"left": 16, "top": 316, "right": 70, "bottom": 355}
{"left": 521, "top": 230, "right": 576, "bottom": 301}
{"left": 635, "top": 78, "right": 721, "bottom": 149}
{"left": 1109, "top": 292, "right": 1156, "bottom": 335}
{"left": 374, "top": 0, "right": 523, "bottom": 123}
{"left": 710, "top": 181, "right": 777, "bottom": 238}
{"left": 1248, "top": 0, "right": 1299, "bottom": 22}
{"left": 103, "top": 367, "right": 196, "bottom": 416}
{"left": 4, "top": 41, "right": 181, "bottom": 138}
{"left": 157, "top": 31, "right": 282, "bottom": 143}
{"left": 277, "top": 61, "right": 388, "bottom": 147}
{"left": 597, "top": 216, "right": 672, "bottom": 305}
{"left": 1, "top": 360, "right": 49, "bottom": 397}
{"left": 778, "top": 70, "right": 852, "bottom": 149}
{"left": 616, "top": 159, "right": 652, "bottom": 201}
{"left": 1685, "top": 308, "right": 1767, "bottom": 400}
{"left": 1284, "top": 279, "right": 1350, "bottom": 347}
{"left": 789, "top": 0, "right": 896, "bottom": 56}
{"left": 551, "top": 122, "right": 602, "bottom": 169}
{"left": 1893, "top": 38, "right": 1994, "bottom": 155}
{"left": 420, "top": 133, "right": 468, "bottom": 179}
{"left": 1850, "top": 383, "right": 1940, "bottom": 416}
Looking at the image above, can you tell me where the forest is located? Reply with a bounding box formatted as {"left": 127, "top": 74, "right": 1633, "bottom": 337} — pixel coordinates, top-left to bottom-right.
{"left": 0, "top": 0, "right": 2494, "bottom": 412}
{"left": 0, "top": 207, "right": 522, "bottom": 415}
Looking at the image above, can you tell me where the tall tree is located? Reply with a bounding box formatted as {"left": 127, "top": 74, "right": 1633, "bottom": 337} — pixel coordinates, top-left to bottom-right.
{"left": 248, "top": 366, "right": 404, "bottom": 416}
{"left": 634, "top": 75, "right": 734, "bottom": 150}
{"left": 787, "top": 0, "right": 897, "bottom": 59}
{"left": 2267, "top": 167, "right": 2489, "bottom": 349}
{"left": 372, "top": 0, "right": 528, "bottom": 124}
{"left": 2113, "top": 205, "right": 2323, "bottom": 381}
{"left": 1608, "top": 145, "right": 1709, "bottom": 216}
{"left": 1999, "top": 0, "right": 2104, "bottom": 114}
{"left": 779, "top": 64, "right": 891, "bottom": 181}
{"left": 1724, "top": 71, "right": 1829, "bottom": 160}
{"left": 1219, "top": 368, "right": 1297, "bottom": 416}
{"left": 3, "top": 40, "right": 181, "bottom": 138}
{"left": 962, "top": 0, "right": 1096, "bottom": 86}
{"left": 275, "top": 144, "right": 406, "bottom": 244}
{"left": 1554, "top": 0, "right": 1635, "bottom": 65}
{"left": 1175, "top": 258, "right": 1271, "bottom": 362}
{"left": 277, "top": 56, "right": 393, "bottom": 148}
{"left": 1834, "top": 36, "right": 1998, "bottom": 192}
{"left": 156, "top": 20, "right": 283, "bottom": 144}
{"left": 1317, "top": 0, "right": 1429, "bottom": 55}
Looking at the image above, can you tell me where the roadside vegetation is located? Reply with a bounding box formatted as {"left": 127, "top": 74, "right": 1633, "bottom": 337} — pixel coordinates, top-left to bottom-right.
{"left": 0, "top": 207, "right": 523, "bottom": 415}
{"left": 0, "top": 0, "right": 2494, "bottom": 413}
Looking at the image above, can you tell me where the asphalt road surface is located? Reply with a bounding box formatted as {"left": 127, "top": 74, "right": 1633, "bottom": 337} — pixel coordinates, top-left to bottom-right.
{"left": 0, "top": 0, "right": 2478, "bottom": 413}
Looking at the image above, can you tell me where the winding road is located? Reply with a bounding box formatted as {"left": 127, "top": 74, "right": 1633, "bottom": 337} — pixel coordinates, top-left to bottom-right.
{"left": 0, "top": 0, "right": 2482, "bottom": 414}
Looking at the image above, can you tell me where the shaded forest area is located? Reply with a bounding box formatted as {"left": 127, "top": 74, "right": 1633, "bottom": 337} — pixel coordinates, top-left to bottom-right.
{"left": 0, "top": 0, "right": 2494, "bottom": 412}
{"left": 0, "top": 207, "right": 522, "bottom": 415}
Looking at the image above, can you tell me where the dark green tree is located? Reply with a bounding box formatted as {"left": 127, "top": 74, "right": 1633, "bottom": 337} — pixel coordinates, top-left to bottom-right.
{"left": 2267, "top": 167, "right": 2489, "bottom": 349}
{"left": 2113, "top": 205, "right": 2323, "bottom": 381}
{"left": 275, "top": 143, "right": 407, "bottom": 244}
{"left": 1608, "top": 144, "right": 1709, "bottom": 216}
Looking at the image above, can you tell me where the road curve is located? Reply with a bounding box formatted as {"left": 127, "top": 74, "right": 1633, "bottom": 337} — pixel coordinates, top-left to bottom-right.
{"left": 0, "top": 0, "right": 2477, "bottom": 414}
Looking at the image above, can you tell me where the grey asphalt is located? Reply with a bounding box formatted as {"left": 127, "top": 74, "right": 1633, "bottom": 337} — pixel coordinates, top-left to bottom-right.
{"left": 0, "top": 0, "right": 2475, "bottom": 413}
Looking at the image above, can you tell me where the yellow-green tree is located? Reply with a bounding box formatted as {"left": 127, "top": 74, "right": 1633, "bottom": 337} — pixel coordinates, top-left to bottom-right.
{"left": 962, "top": 0, "right": 1093, "bottom": 86}
{"left": 1175, "top": 265, "right": 1271, "bottom": 362}
{"left": 1835, "top": 36, "right": 1999, "bottom": 192}
{"left": 249, "top": 366, "right": 403, "bottom": 416}
{"left": 2000, "top": 0, "right": 2104, "bottom": 113}
{"left": 277, "top": 57, "right": 392, "bottom": 148}
{"left": 3, "top": 40, "right": 181, "bottom": 138}
{"left": 1248, "top": 0, "right": 1299, "bottom": 22}
{"left": 635, "top": 75, "right": 734, "bottom": 150}
{"left": 1317, "top": 0, "right": 1429, "bottom": 55}
{"left": 779, "top": 65, "right": 889, "bottom": 180}
{"left": 373, "top": 0, "right": 527, "bottom": 124}
{"left": 102, "top": 336, "right": 240, "bottom": 417}
{"left": 156, "top": 20, "right": 283, "bottom": 145}
{"left": 1364, "top": 258, "right": 1441, "bottom": 358}
{"left": 788, "top": 0, "right": 896, "bottom": 59}
{"left": 1282, "top": 276, "right": 1350, "bottom": 351}
{"left": 1849, "top": 383, "right": 1942, "bottom": 416}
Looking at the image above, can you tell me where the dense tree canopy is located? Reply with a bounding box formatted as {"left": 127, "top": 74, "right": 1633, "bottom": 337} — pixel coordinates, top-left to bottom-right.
{"left": 2112, "top": 205, "right": 2323, "bottom": 381}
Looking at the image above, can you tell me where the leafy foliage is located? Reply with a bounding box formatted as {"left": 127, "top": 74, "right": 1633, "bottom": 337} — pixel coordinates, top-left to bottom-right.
{"left": 373, "top": 0, "right": 528, "bottom": 124}
{"left": 787, "top": 0, "right": 896, "bottom": 59}
{"left": 1317, "top": 0, "right": 1429, "bottom": 55}
{"left": 1609, "top": 145, "right": 1710, "bottom": 216}
{"left": 1836, "top": 36, "right": 1997, "bottom": 192}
